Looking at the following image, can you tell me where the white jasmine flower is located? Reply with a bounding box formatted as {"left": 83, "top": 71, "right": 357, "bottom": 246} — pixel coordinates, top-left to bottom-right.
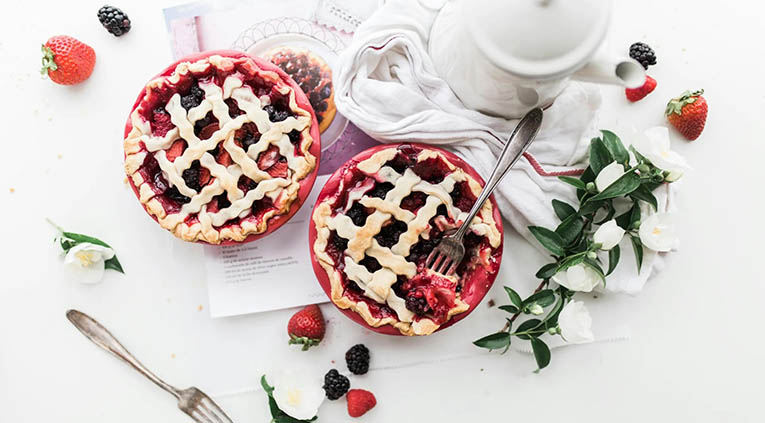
{"left": 558, "top": 301, "right": 594, "bottom": 344}
{"left": 638, "top": 213, "right": 678, "bottom": 252}
{"left": 551, "top": 263, "right": 601, "bottom": 292}
{"left": 271, "top": 370, "right": 325, "bottom": 420}
{"left": 631, "top": 126, "right": 691, "bottom": 181}
{"left": 64, "top": 243, "right": 115, "bottom": 284}
{"left": 592, "top": 219, "right": 625, "bottom": 251}
{"left": 595, "top": 162, "right": 625, "bottom": 192}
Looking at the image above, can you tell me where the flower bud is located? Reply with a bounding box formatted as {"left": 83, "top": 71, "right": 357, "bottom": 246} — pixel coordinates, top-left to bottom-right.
{"left": 585, "top": 182, "right": 596, "bottom": 193}
{"left": 638, "top": 164, "right": 651, "bottom": 173}
{"left": 527, "top": 303, "right": 544, "bottom": 315}
{"left": 587, "top": 251, "right": 597, "bottom": 260}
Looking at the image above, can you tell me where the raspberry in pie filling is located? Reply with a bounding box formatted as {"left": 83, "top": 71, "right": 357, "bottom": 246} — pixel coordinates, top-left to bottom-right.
{"left": 312, "top": 144, "right": 502, "bottom": 336}
{"left": 124, "top": 54, "right": 317, "bottom": 243}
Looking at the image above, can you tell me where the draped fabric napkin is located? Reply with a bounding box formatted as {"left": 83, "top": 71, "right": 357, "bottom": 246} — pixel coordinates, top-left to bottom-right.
{"left": 332, "top": 0, "right": 675, "bottom": 294}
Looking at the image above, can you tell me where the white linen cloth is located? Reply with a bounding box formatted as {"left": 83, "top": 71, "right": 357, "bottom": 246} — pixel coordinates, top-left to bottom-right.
{"left": 333, "top": 0, "right": 675, "bottom": 295}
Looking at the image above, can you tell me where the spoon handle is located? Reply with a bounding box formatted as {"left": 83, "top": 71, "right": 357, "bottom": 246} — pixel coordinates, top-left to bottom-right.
{"left": 454, "top": 108, "right": 543, "bottom": 240}
{"left": 66, "top": 309, "right": 180, "bottom": 398}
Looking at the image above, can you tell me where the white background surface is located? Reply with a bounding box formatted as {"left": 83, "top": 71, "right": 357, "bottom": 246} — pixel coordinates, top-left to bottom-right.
{"left": 1, "top": 1, "right": 764, "bottom": 422}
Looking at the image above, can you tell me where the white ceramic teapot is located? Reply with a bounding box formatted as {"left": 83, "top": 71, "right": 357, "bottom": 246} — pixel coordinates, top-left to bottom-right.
{"left": 429, "top": 0, "right": 645, "bottom": 119}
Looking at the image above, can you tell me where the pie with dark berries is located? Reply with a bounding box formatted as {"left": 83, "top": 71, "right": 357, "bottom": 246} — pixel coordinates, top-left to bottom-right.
{"left": 124, "top": 52, "right": 319, "bottom": 244}
{"left": 311, "top": 144, "right": 503, "bottom": 336}
{"left": 264, "top": 46, "right": 336, "bottom": 133}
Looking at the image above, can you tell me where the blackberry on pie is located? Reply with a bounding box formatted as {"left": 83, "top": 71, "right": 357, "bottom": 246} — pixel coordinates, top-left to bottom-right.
{"left": 312, "top": 144, "right": 502, "bottom": 336}
{"left": 124, "top": 54, "right": 317, "bottom": 243}
{"left": 264, "top": 46, "right": 336, "bottom": 133}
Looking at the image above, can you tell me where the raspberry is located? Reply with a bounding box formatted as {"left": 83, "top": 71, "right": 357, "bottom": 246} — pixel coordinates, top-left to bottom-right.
{"left": 345, "top": 344, "right": 370, "bottom": 375}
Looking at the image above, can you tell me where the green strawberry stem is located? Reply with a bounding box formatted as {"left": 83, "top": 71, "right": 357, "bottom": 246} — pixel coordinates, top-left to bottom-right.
{"left": 288, "top": 334, "right": 320, "bottom": 351}
{"left": 665, "top": 89, "right": 704, "bottom": 116}
{"left": 40, "top": 45, "right": 57, "bottom": 76}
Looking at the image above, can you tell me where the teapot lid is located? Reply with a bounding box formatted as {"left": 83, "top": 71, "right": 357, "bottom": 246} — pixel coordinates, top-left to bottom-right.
{"left": 463, "top": 0, "right": 612, "bottom": 80}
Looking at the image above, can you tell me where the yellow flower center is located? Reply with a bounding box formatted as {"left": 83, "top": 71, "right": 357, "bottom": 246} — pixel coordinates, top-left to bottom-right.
{"left": 652, "top": 227, "right": 662, "bottom": 236}
{"left": 75, "top": 250, "right": 98, "bottom": 267}
{"left": 287, "top": 388, "right": 302, "bottom": 406}
{"left": 660, "top": 150, "right": 669, "bottom": 158}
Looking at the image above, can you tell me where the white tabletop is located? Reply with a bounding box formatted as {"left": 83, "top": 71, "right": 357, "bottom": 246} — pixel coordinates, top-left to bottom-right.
{"left": 2, "top": 1, "right": 764, "bottom": 422}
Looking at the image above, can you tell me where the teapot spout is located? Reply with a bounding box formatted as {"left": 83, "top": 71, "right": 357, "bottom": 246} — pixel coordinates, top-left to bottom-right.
{"left": 572, "top": 56, "right": 645, "bottom": 88}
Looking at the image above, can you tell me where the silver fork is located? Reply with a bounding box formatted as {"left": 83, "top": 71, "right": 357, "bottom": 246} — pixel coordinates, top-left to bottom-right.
{"left": 66, "top": 309, "right": 234, "bottom": 423}
{"left": 427, "top": 107, "right": 544, "bottom": 275}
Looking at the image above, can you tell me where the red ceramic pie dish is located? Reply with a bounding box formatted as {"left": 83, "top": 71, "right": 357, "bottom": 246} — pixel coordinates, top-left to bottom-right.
{"left": 308, "top": 143, "right": 504, "bottom": 336}
{"left": 123, "top": 50, "right": 321, "bottom": 245}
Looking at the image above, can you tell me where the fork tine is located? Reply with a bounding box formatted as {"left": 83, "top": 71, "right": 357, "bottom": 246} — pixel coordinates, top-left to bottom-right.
{"left": 200, "top": 397, "right": 233, "bottom": 423}
{"left": 437, "top": 257, "right": 452, "bottom": 274}
{"left": 189, "top": 409, "right": 214, "bottom": 423}
{"left": 426, "top": 249, "right": 439, "bottom": 268}
{"left": 446, "top": 260, "right": 458, "bottom": 275}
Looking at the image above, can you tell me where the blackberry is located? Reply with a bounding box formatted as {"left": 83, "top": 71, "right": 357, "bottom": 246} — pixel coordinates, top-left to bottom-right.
{"left": 288, "top": 130, "right": 301, "bottom": 145}
{"left": 346, "top": 202, "right": 369, "bottom": 226}
{"left": 165, "top": 186, "right": 190, "bottom": 204}
{"left": 345, "top": 344, "right": 370, "bottom": 375}
{"left": 374, "top": 219, "right": 407, "bottom": 248}
{"left": 322, "top": 369, "right": 350, "bottom": 400}
{"left": 368, "top": 182, "right": 394, "bottom": 199}
{"left": 97, "top": 5, "right": 131, "bottom": 37}
{"left": 181, "top": 84, "right": 205, "bottom": 111}
{"left": 264, "top": 105, "right": 290, "bottom": 122}
{"left": 182, "top": 161, "right": 202, "bottom": 191}
{"left": 405, "top": 294, "right": 430, "bottom": 315}
{"left": 629, "top": 42, "right": 657, "bottom": 70}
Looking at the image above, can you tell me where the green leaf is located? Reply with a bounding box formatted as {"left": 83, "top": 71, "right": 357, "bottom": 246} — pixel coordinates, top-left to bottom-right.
{"left": 616, "top": 202, "right": 641, "bottom": 230}
{"left": 499, "top": 305, "right": 519, "bottom": 314}
{"left": 580, "top": 167, "right": 596, "bottom": 184}
{"left": 630, "top": 184, "right": 658, "bottom": 211}
{"left": 555, "top": 215, "right": 585, "bottom": 245}
{"left": 260, "top": 375, "right": 274, "bottom": 395}
{"left": 630, "top": 145, "right": 651, "bottom": 165}
{"left": 103, "top": 257, "right": 125, "bottom": 274}
{"left": 523, "top": 289, "right": 556, "bottom": 308}
{"left": 606, "top": 245, "right": 620, "bottom": 276}
{"left": 61, "top": 231, "right": 114, "bottom": 249}
{"left": 515, "top": 318, "right": 543, "bottom": 340}
{"left": 530, "top": 337, "right": 551, "bottom": 370}
{"left": 528, "top": 226, "right": 566, "bottom": 256}
{"left": 589, "top": 172, "right": 641, "bottom": 202}
{"left": 600, "top": 130, "right": 630, "bottom": 165}
{"left": 557, "top": 254, "right": 585, "bottom": 273}
{"left": 594, "top": 201, "right": 616, "bottom": 225}
{"left": 473, "top": 332, "right": 511, "bottom": 350}
{"left": 535, "top": 263, "right": 558, "bottom": 279}
{"left": 558, "top": 176, "right": 586, "bottom": 190}
{"left": 542, "top": 293, "right": 565, "bottom": 328}
{"left": 552, "top": 199, "right": 577, "bottom": 221}
{"left": 504, "top": 286, "right": 523, "bottom": 309}
{"left": 578, "top": 199, "right": 604, "bottom": 216}
{"left": 589, "top": 137, "right": 613, "bottom": 175}
{"left": 630, "top": 236, "right": 644, "bottom": 272}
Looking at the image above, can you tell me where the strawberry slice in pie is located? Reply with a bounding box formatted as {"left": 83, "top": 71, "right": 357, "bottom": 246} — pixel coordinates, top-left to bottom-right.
{"left": 124, "top": 53, "right": 319, "bottom": 243}
{"left": 311, "top": 144, "right": 503, "bottom": 336}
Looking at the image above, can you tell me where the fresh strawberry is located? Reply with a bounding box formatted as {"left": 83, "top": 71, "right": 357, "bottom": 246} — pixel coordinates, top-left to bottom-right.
{"left": 166, "top": 140, "right": 186, "bottom": 162}
{"left": 665, "top": 89, "right": 708, "bottom": 140}
{"left": 625, "top": 75, "right": 657, "bottom": 102}
{"left": 40, "top": 36, "right": 96, "bottom": 85}
{"left": 257, "top": 145, "right": 281, "bottom": 170}
{"left": 347, "top": 389, "right": 377, "bottom": 418}
{"left": 216, "top": 148, "right": 233, "bottom": 167}
{"left": 266, "top": 159, "right": 289, "bottom": 178}
{"left": 287, "top": 304, "right": 325, "bottom": 351}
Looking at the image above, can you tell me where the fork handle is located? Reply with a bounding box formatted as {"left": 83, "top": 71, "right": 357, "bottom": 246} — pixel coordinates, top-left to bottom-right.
{"left": 454, "top": 108, "right": 544, "bottom": 240}
{"left": 66, "top": 309, "right": 180, "bottom": 399}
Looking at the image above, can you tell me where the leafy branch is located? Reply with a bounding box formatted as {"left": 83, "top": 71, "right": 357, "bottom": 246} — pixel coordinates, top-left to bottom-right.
{"left": 474, "top": 129, "right": 679, "bottom": 371}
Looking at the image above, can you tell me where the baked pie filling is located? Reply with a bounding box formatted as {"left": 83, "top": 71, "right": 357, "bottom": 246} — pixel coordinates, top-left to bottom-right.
{"left": 312, "top": 144, "right": 502, "bottom": 336}
{"left": 124, "top": 54, "right": 316, "bottom": 243}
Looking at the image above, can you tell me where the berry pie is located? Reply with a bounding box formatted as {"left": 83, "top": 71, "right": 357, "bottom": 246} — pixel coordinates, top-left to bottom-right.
{"left": 311, "top": 144, "right": 503, "bottom": 336}
{"left": 264, "top": 46, "right": 336, "bottom": 133}
{"left": 124, "top": 52, "right": 319, "bottom": 243}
